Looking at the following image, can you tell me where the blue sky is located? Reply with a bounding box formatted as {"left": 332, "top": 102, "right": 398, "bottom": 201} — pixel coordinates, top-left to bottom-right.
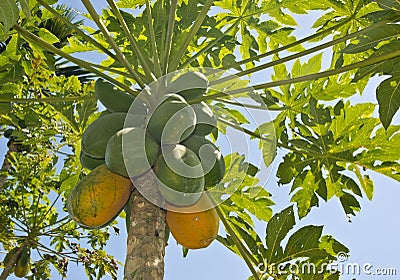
{"left": 2, "top": 1, "right": 400, "bottom": 279}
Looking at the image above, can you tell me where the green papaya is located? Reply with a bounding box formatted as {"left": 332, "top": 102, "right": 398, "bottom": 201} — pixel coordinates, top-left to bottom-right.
{"left": 182, "top": 135, "right": 225, "bottom": 188}
{"left": 14, "top": 247, "right": 30, "bottom": 278}
{"left": 81, "top": 113, "right": 145, "bottom": 159}
{"left": 168, "top": 72, "right": 208, "bottom": 101}
{"left": 95, "top": 79, "right": 147, "bottom": 115}
{"left": 80, "top": 151, "right": 104, "bottom": 170}
{"left": 105, "top": 127, "right": 160, "bottom": 178}
{"left": 191, "top": 102, "right": 217, "bottom": 136}
{"left": 154, "top": 144, "right": 204, "bottom": 206}
{"left": 147, "top": 94, "right": 196, "bottom": 144}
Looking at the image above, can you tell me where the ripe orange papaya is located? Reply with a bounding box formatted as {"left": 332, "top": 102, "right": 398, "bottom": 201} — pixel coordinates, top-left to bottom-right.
{"left": 166, "top": 194, "right": 219, "bottom": 249}
{"left": 67, "top": 164, "right": 132, "bottom": 228}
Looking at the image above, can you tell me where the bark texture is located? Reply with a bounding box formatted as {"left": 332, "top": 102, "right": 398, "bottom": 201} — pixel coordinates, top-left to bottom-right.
{"left": 0, "top": 141, "right": 17, "bottom": 192}
{"left": 0, "top": 246, "right": 23, "bottom": 280}
{"left": 124, "top": 169, "right": 167, "bottom": 280}
{"left": 0, "top": 141, "right": 21, "bottom": 279}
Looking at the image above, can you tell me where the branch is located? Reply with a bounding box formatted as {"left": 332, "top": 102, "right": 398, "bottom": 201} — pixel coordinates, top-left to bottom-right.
{"left": 0, "top": 246, "right": 23, "bottom": 280}
{"left": 207, "top": 193, "right": 260, "bottom": 280}
{"left": 106, "top": 0, "right": 156, "bottom": 81}
{"left": 36, "top": 0, "right": 116, "bottom": 59}
{"left": 222, "top": 16, "right": 353, "bottom": 70}
{"left": 198, "top": 48, "right": 400, "bottom": 101}
{"left": 80, "top": 0, "right": 146, "bottom": 87}
{"left": 13, "top": 24, "right": 139, "bottom": 97}
{"left": 211, "top": 20, "right": 389, "bottom": 86}
{"left": 163, "top": 0, "right": 178, "bottom": 74}
{"left": 145, "top": 0, "right": 163, "bottom": 77}
{"left": 169, "top": 0, "right": 214, "bottom": 71}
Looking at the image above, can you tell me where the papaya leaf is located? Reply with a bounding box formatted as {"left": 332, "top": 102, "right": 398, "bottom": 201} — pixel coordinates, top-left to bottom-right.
{"left": 277, "top": 101, "right": 400, "bottom": 217}
{"left": 376, "top": 0, "right": 400, "bottom": 10}
{"left": 342, "top": 23, "right": 400, "bottom": 54}
{"left": 265, "top": 205, "right": 295, "bottom": 263}
{"left": 376, "top": 76, "right": 400, "bottom": 129}
{"left": 255, "top": 121, "right": 277, "bottom": 168}
{"left": 0, "top": 0, "right": 19, "bottom": 33}
{"left": 261, "top": 208, "right": 349, "bottom": 279}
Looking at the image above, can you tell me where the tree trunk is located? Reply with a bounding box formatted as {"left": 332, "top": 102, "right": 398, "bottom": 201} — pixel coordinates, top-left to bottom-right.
{"left": 0, "top": 246, "right": 23, "bottom": 280}
{"left": 124, "top": 169, "right": 167, "bottom": 280}
{"left": 0, "top": 141, "right": 20, "bottom": 280}
{"left": 0, "top": 141, "right": 17, "bottom": 192}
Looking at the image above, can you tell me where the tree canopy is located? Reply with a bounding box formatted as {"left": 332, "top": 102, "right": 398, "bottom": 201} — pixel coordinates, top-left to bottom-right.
{"left": 0, "top": 0, "right": 399, "bottom": 279}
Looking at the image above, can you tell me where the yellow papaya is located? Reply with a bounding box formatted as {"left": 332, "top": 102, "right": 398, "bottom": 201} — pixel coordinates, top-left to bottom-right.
{"left": 67, "top": 164, "right": 132, "bottom": 228}
{"left": 166, "top": 194, "right": 219, "bottom": 249}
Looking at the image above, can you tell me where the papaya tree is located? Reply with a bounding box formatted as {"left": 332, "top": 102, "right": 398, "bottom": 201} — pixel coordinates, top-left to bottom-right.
{"left": 1, "top": 0, "right": 400, "bottom": 279}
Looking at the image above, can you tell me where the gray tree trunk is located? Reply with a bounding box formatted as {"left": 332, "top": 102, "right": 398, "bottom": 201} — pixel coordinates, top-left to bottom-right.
{"left": 124, "top": 170, "right": 167, "bottom": 280}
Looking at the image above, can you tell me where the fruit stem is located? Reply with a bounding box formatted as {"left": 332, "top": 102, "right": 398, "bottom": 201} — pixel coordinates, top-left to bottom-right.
{"left": 206, "top": 193, "right": 261, "bottom": 280}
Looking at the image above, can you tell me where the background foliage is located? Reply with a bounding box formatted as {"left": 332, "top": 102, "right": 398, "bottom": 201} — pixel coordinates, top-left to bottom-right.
{"left": 1, "top": 0, "right": 399, "bottom": 279}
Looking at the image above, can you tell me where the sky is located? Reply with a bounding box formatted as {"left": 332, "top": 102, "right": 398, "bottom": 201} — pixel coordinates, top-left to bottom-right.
{"left": 2, "top": 1, "right": 400, "bottom": 280}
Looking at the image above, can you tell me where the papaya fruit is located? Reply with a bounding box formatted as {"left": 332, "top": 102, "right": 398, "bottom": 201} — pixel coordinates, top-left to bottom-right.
{"left": 81, "top": 113, "right": 145, "bottom": 159}
{"left": 105, "top": 127, "right": 159, "bottom": 178}
{"left": 147, "top": 94, "right": 196, "bottom": 144}
{"left": 154, "top": 144, "right": 204, "bottom": 206}
{"left": 191, "top": 102, "right": 217, "bottom": 136}
{"left": 168, "top": 72, "right": 208, "bottom": 101}
{"left": 95, "top": 79, "right": 148, "bottom": 115}
{"left": 67, "top": 164, "right": 132, "bottom": 228}
{"left": 166, "top": 194, "right": 219, "bottom": 249}
{"left": 80, "top": 151, "right": 104, "bottom": 170}
{"left": 182, "top": 135, "right": 225, "bottom": 188}
{"left": 14, "top": 247, "right": 30, "bottom": 278}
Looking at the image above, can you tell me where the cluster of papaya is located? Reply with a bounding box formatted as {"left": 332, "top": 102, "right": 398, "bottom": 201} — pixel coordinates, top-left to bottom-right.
{"left": 67, "top": 71, "right": 223, "bottom": 249}
{"left": 3, "top": 246, "right": 31, "bottom": 278}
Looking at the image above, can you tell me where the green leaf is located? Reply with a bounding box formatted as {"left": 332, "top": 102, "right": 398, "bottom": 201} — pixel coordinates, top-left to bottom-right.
{"left": 265, "top": 205, "right": 295, "bottom": 263}
{"left": 38, "top": 28, "right": 61, "bottom": 45}
{"left": 0, "top": 0, "right": 19, "bottom": 33}
{"left": 116, "top": 0, "right": 146, "bottom": 9}
{"left": 283, "top": 225, "right": 329, "bottom": 259}
{"left": 376, "top": 0, "right": 400, "bottom": 10}
{"left": 376, "top": 76, "right": 400, "bottom": 129}
{"left": 339, "top": 192, "right": 361, "bottom": 216}
{"left": 256, "top": 121, "right": 277, "bottom": 168}
{"left": 342, "top": 23, "right": 400, "bottom": 54}
{"left": 18, "top": 0, "right": 31, "bottom": 19}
